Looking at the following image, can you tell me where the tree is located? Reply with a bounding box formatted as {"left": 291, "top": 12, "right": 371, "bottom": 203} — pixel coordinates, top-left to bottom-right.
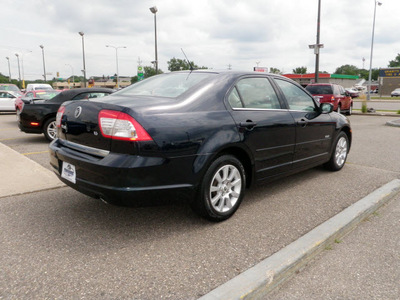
{"left": 334, "top": 64, "right": 359, "bottom": 76}
{"left": 388, "top": 53, "right": 400, "bottom": 67}
{"left": 292, "top": 66, "right": 307, "bottom": 74}
{"left": 167, "top": 57, "right": 208, "bottom": 72}
{"left": 270, "top": 67, "right": 281, "bottom": 74}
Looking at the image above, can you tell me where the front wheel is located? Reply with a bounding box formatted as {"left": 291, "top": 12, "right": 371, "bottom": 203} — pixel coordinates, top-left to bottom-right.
{"left": 324, "top": 132, "right": 349, "bottom": 171}
{"left": 43, "top": 118, "right": 57, "bottom": 141}
{"left": 192, "top": 155, "right": 246, "bottom": 221}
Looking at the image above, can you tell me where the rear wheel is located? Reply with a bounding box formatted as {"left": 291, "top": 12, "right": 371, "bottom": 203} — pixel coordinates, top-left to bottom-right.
{"left": 192, "top": 155, "right": 246, "bottom": 221}
{"left": 43, "top": 118, "right": 57, "bottom": 141}
{"left": 324, "top": 132, "right": 349, "bottom": 171}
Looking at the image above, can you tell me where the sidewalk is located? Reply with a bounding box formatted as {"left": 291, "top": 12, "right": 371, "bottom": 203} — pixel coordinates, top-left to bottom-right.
{"left": 0, "top": 143, "right": 64, "bottom": 198}
{"left": 268, "top": 193, "right": 400, "bottom": 299}
{"left": 200, "top": 179, "right": 400, "bottom": 299}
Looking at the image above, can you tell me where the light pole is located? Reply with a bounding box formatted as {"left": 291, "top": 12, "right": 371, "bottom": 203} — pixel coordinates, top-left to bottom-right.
{"left": 78, "top": 31, "right": 87, "bottom": 87}
{"left": 106, "top": 45, "right": 127, "bottom": 89}
{"left": 5, "top": 57, "right": 11, "bottom": 82}
{"left": 39, "top": 45, "right": 47, "bottom": 82}
{"left": 65, "top": 64, "right": 74, "bottom": 88}
{"left": 18, "top": 51, "right": 32, "bottom": 89}
{"left": 149, "top": 6, "right": 158, "bottom": 74}
{"left": 367, "top": 1, "right": 382, "bottom": 101}
{"left": 15, "top": 53, "right": 21, "bottom": 84}
{"left": 308, "top": 0, "right": 323, "bottom": 83}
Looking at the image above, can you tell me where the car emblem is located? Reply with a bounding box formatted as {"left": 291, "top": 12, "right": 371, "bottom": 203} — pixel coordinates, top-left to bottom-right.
{"left": 74, "top": 106, "right": 82, "bottom": 118}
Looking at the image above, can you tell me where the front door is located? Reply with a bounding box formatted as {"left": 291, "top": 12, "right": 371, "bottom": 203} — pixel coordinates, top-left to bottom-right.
{"left": 273, "top": 78, "right": 335, "bottom": 169}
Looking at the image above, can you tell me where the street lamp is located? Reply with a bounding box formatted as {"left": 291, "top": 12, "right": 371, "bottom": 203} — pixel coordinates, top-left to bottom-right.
{"left": 367, "top": 1, "right": 382, "bottom": 101}
{"left": 149, "top": 6, "right": 158, "bottom": 74}
{"left": 78, "top": 31, "right": 87, "bottom": 87}
{"left": 16, "top": 51, "right": 32, "bottom": 89}
{"left": 39, "top": 45, "right": 47, "bottom": 82}
{"left": 15, "top": 53, "right": 21, "bottom": 83}
{"left": 5, "top": 57, "right": 11, "bottom": 82}
{"left": 106, "top": 45, "right": 127, "bottom": 89}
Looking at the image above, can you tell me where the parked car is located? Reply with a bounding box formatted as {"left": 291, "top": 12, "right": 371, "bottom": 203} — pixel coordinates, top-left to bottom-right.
{"left": 390, "top": 88, "right": 400, "bottom": 97}
{"left": 49, "top": 71, "right": 352, "bottom": 221}
{"left": 0, "top": 90, "right": 21, "bottom": 111}
{"left": 345, "top": 88, "right": 360, "bottom": 98}
{"left": 18, "top": 88, "right": 113, "bottom": 141}
{"left": 25, "top": 83, "right": 54, "bottom": 92}
{"left": 0, "top": 83, "right": 22, "bottom": 94}
{"left": 15, "top": 90, "right": 61, "bottom": 119}
{"left": 305, "top": 83, "right": 353, "bottom": 115}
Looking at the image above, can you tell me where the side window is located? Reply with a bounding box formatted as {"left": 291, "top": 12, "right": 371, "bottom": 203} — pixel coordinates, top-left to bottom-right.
{"left": 275, "top": 79, "right": 316, "bottom": 111}
{"left": 26, "top": 92, "right": 34, "bottom": 98}
{"left": 228, "top": 77, "right": 281, "bottom": 109}
{"left": 228, "top": 87, "right": 243, "bottom": 108}
{"left": 0, "top": 92, "right": 6, "bottom": 98}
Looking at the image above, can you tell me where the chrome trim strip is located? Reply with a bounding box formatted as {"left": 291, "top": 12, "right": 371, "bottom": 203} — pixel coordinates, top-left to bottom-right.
{"left": 60, "top": 140, "right": 110, "bottom": 157}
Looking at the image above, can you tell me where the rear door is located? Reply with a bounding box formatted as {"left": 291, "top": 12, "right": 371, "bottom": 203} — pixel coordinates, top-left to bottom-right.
{"left": 274, "top": 78, "right": 335, "bottom": 169}
{"left": 227, "top": 76, "right": 296, "bottom": 180}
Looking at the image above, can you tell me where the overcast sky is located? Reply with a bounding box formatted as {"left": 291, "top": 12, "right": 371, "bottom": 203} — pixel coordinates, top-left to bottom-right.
{"left": 1, "top": 0, "right": 399, "bottom": 81}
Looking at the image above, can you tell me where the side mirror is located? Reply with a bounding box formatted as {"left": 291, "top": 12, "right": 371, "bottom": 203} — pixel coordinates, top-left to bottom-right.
{"left": 320, "top": 103, "right": 333, "bottom": 114}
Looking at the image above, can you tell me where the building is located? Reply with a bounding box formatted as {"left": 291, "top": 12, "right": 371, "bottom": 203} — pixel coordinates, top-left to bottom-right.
{"left": 283, "top": 73, "right": 359, "bottom": 88}
{"left": 378, "top": 68, "right": 400, "bottom": 95}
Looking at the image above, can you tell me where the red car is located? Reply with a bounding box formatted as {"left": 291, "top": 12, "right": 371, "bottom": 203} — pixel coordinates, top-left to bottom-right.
{"left": 305, "top": 83, "right": 353, "bottom": 115}
{"left": 15, "top": 90, "right": 60, "bottom": 118}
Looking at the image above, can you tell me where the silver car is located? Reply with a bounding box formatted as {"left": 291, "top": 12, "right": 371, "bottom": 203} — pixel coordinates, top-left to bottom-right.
{"left": 391, "top": 88, "right": 400, "bottom": 97}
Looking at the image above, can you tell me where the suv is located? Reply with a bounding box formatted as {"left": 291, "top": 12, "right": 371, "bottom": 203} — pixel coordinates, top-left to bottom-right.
{"left": 306, "top": 83, "right": 352, "bottom": 115}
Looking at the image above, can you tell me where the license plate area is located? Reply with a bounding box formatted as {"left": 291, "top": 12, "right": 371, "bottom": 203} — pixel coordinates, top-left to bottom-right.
{"left": 61, "top": 161, "right": 76, "bottom": 184}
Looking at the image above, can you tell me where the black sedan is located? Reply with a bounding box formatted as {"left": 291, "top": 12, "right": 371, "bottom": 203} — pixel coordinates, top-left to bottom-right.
{"left": 49, "top": 71, "right": 351, "bottom": 221}
{"left": 18, "top": 88, "right": 113, "bottom": 141}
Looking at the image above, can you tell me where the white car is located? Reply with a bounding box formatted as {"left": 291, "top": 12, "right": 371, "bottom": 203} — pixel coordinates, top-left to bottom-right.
{"left": 25, "top": 83, "right": 53, "bottom": 92}
{"left": 0, "top": 91, "right": 20, "bottom": 111}
{"left": 391, "top": 88, "right": 400, "bottom": 97}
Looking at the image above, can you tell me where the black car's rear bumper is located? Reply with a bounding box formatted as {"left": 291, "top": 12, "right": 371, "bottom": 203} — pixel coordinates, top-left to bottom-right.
{"left": 18, "top": 122, "right": 42, "bottom": 134}
{"left": 49, "top": 139, "right": 198, "bottom": 204}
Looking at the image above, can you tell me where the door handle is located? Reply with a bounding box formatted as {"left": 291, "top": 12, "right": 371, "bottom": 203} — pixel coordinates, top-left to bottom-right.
{"left": 297, "top": 119, "right": 308, "bottom": 127}
{"left": 239, "top": 121, "right": 257, "bottom": 131}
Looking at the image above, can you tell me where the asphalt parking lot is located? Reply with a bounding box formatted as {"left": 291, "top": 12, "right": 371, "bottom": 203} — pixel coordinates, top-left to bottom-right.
{"left": 1, "top": 113, "right": 400, "bottom": 299}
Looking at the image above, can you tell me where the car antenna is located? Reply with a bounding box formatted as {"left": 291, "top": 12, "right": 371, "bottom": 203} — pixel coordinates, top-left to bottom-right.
{"left": 181, "top": 48, "right": 195, "bottom": 72}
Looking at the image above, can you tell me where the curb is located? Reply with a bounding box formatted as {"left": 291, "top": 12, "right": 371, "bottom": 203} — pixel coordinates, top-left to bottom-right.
{"left": 351, "top": 112, "right": 400, "bottom": 117}
{"left": 199, "top": 179, "right": 400, "bottom": 300}
{"left": 385, "top": 119, "right": 400, "bottom": 127}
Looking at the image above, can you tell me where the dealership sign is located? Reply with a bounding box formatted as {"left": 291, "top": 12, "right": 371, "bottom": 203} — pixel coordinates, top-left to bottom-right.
{"left": 379, "top": 68, "right": 400, "bottom": 77}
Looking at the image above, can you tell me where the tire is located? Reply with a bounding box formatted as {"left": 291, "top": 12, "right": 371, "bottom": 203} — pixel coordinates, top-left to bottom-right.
{"left": 192, "top": 155, "right": 246, "bottom": 221}
{"left": 346, "top": 105, "right": 352, "bottom": 116}
{"left": 43, "top": 118, "right": 57, "bottom": 141}
{"left": 337, "top": 104, "right": 342, "bottom": 114}
{"left": 324, "top": 132, "right": 349, "bottom": 171}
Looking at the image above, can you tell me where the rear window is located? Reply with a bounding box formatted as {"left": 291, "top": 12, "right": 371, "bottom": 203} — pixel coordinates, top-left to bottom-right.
{"left": 305, "top": 85, "right": 333, "bottom": 95}
{"left": 115, "top": 72, "right": 217, "bottom": 98}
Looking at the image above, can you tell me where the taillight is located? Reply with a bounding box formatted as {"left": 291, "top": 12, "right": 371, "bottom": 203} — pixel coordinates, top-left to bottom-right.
{"left": 98, "top": 110, "right": 152, "bottom": 141}
{"left": 56, "top": 106, "right": 65, "bottom": 128}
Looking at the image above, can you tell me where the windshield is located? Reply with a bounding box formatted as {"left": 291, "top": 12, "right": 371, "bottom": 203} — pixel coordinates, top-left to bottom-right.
{"left": 0, "top": 84, "right": 20, "bottom": 93}
{"left": 306, "top": 85, "right": 333, "bottom": 95}
{"left": 36, "top": 91, "right": 60, "bottom": 100}
{"left": 115, "top": 72, "right": 217, "bottom": 98}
